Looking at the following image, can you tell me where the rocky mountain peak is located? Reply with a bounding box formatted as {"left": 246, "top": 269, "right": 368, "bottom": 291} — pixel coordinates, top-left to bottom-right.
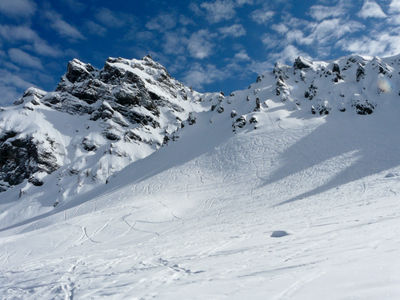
{"left": 0, "top": 56, "right": 218, "bottom": 196}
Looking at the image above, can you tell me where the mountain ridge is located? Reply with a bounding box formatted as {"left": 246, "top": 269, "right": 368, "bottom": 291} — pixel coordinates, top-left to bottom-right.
{"left": 1, "top": 52, "right": 399, "bottom": 199}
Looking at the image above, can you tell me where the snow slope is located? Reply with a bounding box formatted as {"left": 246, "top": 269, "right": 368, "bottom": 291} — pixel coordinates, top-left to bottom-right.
{"left": 1, "top": 54, "right": 400, "bottom": 299}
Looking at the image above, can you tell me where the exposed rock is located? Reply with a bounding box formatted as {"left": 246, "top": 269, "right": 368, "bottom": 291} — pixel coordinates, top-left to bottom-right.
{"left": 233, "top": 116, "right": 246, "bottom": 130}
{"left": 356, "top": 65, "right": 365, "bottom": 82}
{"left": 82, "top": 138, "right": 97, "bottom": 151}
{"left": 0, "top": 135, "right": 59, "bottom": 187}
{"left": 293, "top": 57, "right": 312, "bottom": 70}
{"left": 271, "top": 230, "right": 289, "bottom": 238}
{"left": 332, "top": 63, "right": 340, "bottom": 74}
{"left": 352, "top": 100, "right": 375, "bottom": 115}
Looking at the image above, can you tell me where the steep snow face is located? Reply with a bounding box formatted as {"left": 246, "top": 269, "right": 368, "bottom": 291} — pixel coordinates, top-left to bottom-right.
{"left": 0, "top": 56, "right": 220, "bottom": 197}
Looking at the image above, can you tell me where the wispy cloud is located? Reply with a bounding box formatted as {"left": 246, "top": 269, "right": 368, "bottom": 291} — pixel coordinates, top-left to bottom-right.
{"left": 60, "top": 0, "right": 86, "bottom": 13}
{"left": 358, "top": 0, "right": 387, "bottom": 19}
{"left": 218, "top": 24, "right": 246, "bottom": 38}
{"left": 85, "top": 21, "right": 107, "bottom": 36}
{"left": 338, "top": 32, "right": 400, "bottom": 57}
{"left": 0, "top": 69, "right": 36, "bottom": 105}
{"left": 271, "top": 23, "right": 288, "bottom": 34}
{"left": 8, "top": 48, "right": 43, "bottom": 69}
{"left": 307, "top": 18, "right": 364, "bottom": 46}
{"left": 187, "top": 29, "right": 215, "bottom": 59}
{"left": 309, "top": 2, "right": 348, "bottom": 21}
{"left": 162, "top": 31, "right": 187, "bottom": 55}
{"left": 45, "top": 11, "right": 85, "bottom": 40}
{"left": 234, "top": 49, "right": 250, "bottom": 61}
{"left": 389, "top": 0, "right": 400, "bottom": 13}
{"left": 261, "top": 34, "right": 280, "bottom": 49}
{"left": 251, "top": 9, "right": 274, "bottom": 24}
{"left": 95, "top": 8, "right": 130, "bottom": 28}
{"left": 0, "top": 25, "right": 62, "bottom": 57}
{"left": 146, "top": 14, "right": 177, "bottom": 32}
{"left": 272, "top": 44, "right": 311, "bottom": 64}
{"left": 0, "top": 0, "right": 36, "bottom": 18}
{"left": 184, "top": 63, "right": 225, "bottom": 89}
{"left": 235, "top": 0, "right": 253, "bottom": 5}
{"left": 200, "top": 0, "right": 236, "bottom": 23}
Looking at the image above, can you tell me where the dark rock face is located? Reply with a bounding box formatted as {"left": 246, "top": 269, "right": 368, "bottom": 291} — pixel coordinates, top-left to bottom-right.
{"left": 304, "top": 84, "right": 317, "bottom": 100}
{"left": 293, "top": 57, "right": 312, "bottom": 70}
{"left": 356, "top": 65, "right": 365, "bottom": 82}
{"left": 51, "top": 57, "right": 177, "bottom": 132}
{"left": 233, "top": 116, "right": 246, "bottom": 130}
{"left": 65, "top": 59, "right": 96, "bottom": 83}
{"left": 0, "top": 133, "right": 58, "bottom": 187}
{"left": 352, "top": 100, "right": 375, "bottom": 115}
{"left": 332, "top": 63, "right": 341, "bottom": 74}
{"left": 311, "top": 103, "right": 330, "bottom": 115}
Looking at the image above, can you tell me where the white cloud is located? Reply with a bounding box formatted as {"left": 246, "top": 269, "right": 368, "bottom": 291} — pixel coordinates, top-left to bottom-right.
{"left": 0, "top": 25, "right": 37, "bottom": 41}
{"left": 146, "top": 14, "right": 177, "bottom": 32}
{"left": 218, "top": 24, "right": 246, "bottom": 38}
{"left": 271, "top": 23, "right": 288, "bottom": 34}
{"left": 338, "top": 33, "right": 400, "bottom": 57}
{"left": 187, "top": 30, "right": 215, "bottom": 59}
{"left": 251, "top": 9, "right": 274, "bottom": 24}
{"left": 261, "top": 34, "right": 280, "bottom": 49}
{"left": 134, "top": 31, "right": 154, "bottom": 41}
{"left": 234, "top": 50, "right": 250, "bottom": 61}
{"left": 0, "top": 69, "right": 36, "bottom": 105}
{"left": 309, "top": 3, "right": 347, "bottom": 21}
{"left": 45, "top": 11, "right": 85, "bottom": 40}
{"left": 0, "top": 25, "right": 62, "bottom": 57}
{"left": 307, "top": 18, "right": 364, "bottom": 45}
{"left": 272, "top": 44, "right": 311, "bottom": 64}
{"left": 389, "top": 0, "right": 400, "bottom": 13}
{"left": 61, "top": 0, "right": 86, "bottom": 13}
{"left": 0, "top": 0, "right": 36, "bottom": 18}
{"left": 184, "top": 63, "right": 225, "bottom": 89}
{"left": 358, "top": 0, "right": 387, "bottom": 19}
{"left": 8, "top": 48, "right": 43, "bottom": 69}
{"left": 286, "top": 29, "right": 308, "bottom": 45}
{"left": 85, "top": 21, "right": 107, "bottom": 36}
{"left": 162, "top": 32, "right": 186, "bottom": 55}
{"left": 200, "top": 0, "right": 236, "bottom": 23}
{"left": 236, "top": 0, "right": 253, "bottom": 5}
{"left": 95, "top": 8, "right": 127, "bottom": 28}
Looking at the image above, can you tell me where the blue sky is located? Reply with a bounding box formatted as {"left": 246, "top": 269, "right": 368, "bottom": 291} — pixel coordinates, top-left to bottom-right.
{"left": 0, "top": 0, "right": 400, "bottom": 105}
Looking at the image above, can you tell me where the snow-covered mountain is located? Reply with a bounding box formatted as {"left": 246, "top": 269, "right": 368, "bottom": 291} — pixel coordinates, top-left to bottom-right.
{"left": 0, "top": 55, "right": 220, "bottom": 197}
{"left": 1, "top": 54, "right": 400, "bottom": 299}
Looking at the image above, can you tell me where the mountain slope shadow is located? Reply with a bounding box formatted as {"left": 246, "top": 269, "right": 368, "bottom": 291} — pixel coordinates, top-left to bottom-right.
{"left": 0, "top": 116, "right": 233, "bottom": 232}
{"left": 259, "top": 108, "right": 400, "bottom": 206}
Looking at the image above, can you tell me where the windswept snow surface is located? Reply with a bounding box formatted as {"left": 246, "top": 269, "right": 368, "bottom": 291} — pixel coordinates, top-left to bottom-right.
{"left": 1, "top": 55, "right": 400, "bottom": 299}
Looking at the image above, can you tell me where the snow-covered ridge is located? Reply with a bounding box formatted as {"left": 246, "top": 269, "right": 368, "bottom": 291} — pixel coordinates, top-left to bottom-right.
{"left": 0, "top": 55, "right": 220, "bottom": 196}
{"left": 214, "top": 54, "right": 400, "bottom": 134}
{"left": 1, "top": 53, "right": 400, "bottom": 199}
